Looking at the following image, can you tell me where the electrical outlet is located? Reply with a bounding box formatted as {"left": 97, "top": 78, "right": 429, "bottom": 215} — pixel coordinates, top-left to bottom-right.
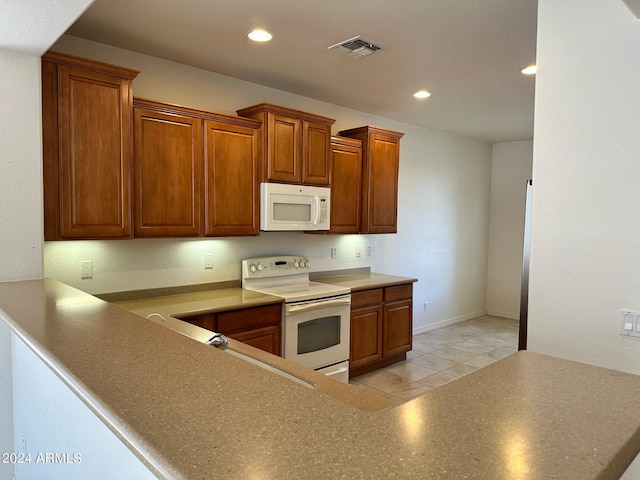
{"left": 330, "top": 247, "right": 337, "bottom": 259}
{"left": 366, "top": 246, "right": 372, "bottom": 257}
{"left": 355, "top": 246, "right": 361, "bottom": 258}
{"left": 204, "top": 254, "right": 213, "bottom": 269}
{"left": 81, "top": 261, "right": 93, "bottom": 279}
{"left": 423, "top": 302, "right": 429, "bottom": 312}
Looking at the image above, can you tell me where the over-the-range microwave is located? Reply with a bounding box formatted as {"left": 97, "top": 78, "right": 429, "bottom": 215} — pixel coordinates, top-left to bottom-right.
{"left": 260, "top": 182, "right": 330, "bottom": 231}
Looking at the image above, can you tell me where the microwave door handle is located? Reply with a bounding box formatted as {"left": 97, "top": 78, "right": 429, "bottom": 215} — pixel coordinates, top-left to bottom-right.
{"left": 312, "top": 196, "right": 320, "bottom": 225}
{"left": 287, "top": 298, "right": 351, "bottom": 314}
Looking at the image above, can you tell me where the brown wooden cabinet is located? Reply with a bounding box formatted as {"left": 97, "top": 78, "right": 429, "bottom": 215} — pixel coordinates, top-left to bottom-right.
{"left": 179, "top": 303, "right": 282, "bottom": 356}
{"left": 237, "top": 103, "right": 335, "bottom": 185}
{"left": 349, "top": 283, "right": 413, "bottom": 378}
{"left": 338, "top": 126, "right": 404, "bottom": 234}
{"left": 204, "top": 118, "right": 260, "bottom": 236}
{"left": 42, "top": 51, "right": 139, "bottom": 240}
{"left": 132, "top": 98, "right": 261, "bottom": 237}
{"left": 133, "top": 99, "right": 203, "bottom": 237}
{"left": 328, "top": 136, "right": 363, "bottom": 233}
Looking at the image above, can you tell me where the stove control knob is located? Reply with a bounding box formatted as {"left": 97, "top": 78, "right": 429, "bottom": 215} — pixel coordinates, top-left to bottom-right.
{"left": 249, "top": 263, "right": 257, "bottom": 273}
{"left": 304, "top": 259, "right": 311, "bottom": 268}
{"left": 293, "top": 260, "right": 300, "bottom": 268}
{"left": 256, "top": 263, "right": 264, "bottom": 272}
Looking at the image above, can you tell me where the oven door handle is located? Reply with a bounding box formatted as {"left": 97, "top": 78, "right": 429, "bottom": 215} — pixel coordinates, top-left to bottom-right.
{"left": 287, "top": 298, "right": 351, "bottom": 314}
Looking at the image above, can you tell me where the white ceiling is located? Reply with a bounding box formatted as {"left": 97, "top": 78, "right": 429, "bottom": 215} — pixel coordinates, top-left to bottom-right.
{"left": 64, "top": 0, "right": 538, "bottom": 144}
{"left": 0, "top": 0, "right": 94, "bottom": 56}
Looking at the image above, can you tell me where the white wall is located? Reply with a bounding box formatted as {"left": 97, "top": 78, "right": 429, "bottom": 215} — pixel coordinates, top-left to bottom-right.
{"left": 486, "top": 140, "right": 533, "bottom": 319}
{"left": 0, "top": 49, "right": 44, "bottom": 283}
{"left": 46, "top": 35, "right": 494, "bottom": 333}
{"left": 529, "top": 0, "right": 640, "bottom": 373}
{"left": 0, "top": 48, "right": 45, "bottom": 480}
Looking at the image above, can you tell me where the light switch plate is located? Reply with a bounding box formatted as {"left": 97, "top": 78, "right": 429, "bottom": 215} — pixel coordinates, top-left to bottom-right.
{"left": 620, "top": 310, "right": 640, "bottom": 338}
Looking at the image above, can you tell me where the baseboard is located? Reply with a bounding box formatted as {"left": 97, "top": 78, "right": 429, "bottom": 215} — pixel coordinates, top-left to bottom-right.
{"left": 413, "top": 310, "right": 487, "bottom": 335}
{"left": 486, "top": 310, "right": 519, "bottom": 320}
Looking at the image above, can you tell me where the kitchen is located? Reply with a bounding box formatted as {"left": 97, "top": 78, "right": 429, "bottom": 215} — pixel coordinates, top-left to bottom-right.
{"left": 3, "top": 0, "right": 640, "bottom": 479}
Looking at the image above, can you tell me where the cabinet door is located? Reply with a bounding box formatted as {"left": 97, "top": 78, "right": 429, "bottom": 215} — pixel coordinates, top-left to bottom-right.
{"left": 350, "top": 305, "right": 383, "bottom": 369}
{"left": 134, "top": 108, "right": 203, "bottom": 236}
{"left": 365, "top": 133, "right": 400, "bottom": 234}
{"left": 57, "top": 65, "right": 134, "bottom": 238}
{"left": 227, "top": 326, "right": 281, "bottom": 356}
{"left": 204, "top": 120, "right": 260, "bottom": 236}
{"left": 330, "top": 139, "right": 362, "bottom": 233}
{"left": 267, "top": 113, "right": 301, "bottom": 183}
{"left": 302, "top": 121, "right": 331, "bottom": 185}
{"left": 383, "top": 300, "right": 413, "bottom": 358}
{"left": 180, "top": 314, "right": 216, "bottom": 331}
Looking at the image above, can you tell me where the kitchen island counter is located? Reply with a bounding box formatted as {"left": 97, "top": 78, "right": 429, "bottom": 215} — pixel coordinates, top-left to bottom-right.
{"left": 2, "top": 278, "right": 640, "bottom": 479}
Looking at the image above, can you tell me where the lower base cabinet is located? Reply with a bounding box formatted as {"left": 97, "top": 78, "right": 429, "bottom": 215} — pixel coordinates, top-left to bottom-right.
{"left": 350, "top": 284, "right": 413, "bottom": 378}
{"left": 178, "top": 303, "right": 282, "bottom": 356}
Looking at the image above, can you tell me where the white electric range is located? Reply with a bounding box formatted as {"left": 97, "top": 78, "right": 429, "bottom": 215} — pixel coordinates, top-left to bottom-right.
{"left": 241, "top": 255, "right": 351, "bottom": 383}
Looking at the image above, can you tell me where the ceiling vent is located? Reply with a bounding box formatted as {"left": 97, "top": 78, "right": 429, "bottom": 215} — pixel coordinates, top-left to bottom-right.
{"left": 327, "top": 36, "right": 382, "bottom": 58}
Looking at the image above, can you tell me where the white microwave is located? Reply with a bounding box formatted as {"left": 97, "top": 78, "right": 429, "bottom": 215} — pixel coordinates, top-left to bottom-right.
{"left": 260, "top": 182, "right": 330, "bottom": 231}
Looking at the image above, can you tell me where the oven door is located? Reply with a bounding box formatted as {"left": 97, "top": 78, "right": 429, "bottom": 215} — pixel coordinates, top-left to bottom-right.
{"left": 283, "top": 294, "right": 351, "bottom": 373}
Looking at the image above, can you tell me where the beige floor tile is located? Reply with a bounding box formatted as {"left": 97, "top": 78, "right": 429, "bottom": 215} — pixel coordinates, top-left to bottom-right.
{"left": 418, "top": 372, "right": 457, "bottom": 388}
{"left": 409, "top": 353, "right": 458, "bottom": 371}
{"left": 440, "top": 362, "right": 479, "bottom": 378}
{"left": 410, "top": 341, "right": 439, "bottom": 354}
{"left": 385, "top": 362, "right": 438, "bottom": 381}
{"left": 467, "top": 335, "right": 512, "bottom": 348}
{"left": 355, "top": 370, "right": 413, "bottom": 393}
{"left": 389, "top": 382, "right": 434, "bottom": 401}
{"left": 463, "top": 355, "right": 497, "bottom": 369}
{"left": 485, "top": 348, "right": 516, "bottom": 360}
{"left": 449, "top": 341, "right": 496, "bottom": 355}
{"left": 430, "top": 347, "right": 477, "bottom": 362}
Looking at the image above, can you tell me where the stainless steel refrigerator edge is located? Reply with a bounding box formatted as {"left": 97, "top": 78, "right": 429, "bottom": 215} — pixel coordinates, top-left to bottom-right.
{"left": 519, "top": 179, "right": 532, "bottom": 350}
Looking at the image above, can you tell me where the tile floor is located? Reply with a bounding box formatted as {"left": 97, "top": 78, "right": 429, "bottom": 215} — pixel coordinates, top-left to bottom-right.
{"left": 349, "top": 315, "right": 519, "bottom": 404}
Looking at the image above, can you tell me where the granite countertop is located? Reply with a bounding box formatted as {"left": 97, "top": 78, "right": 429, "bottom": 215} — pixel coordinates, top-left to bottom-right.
{"left": 2, "top": 278, "right": 640, "bottom": 479}
{"left": 311, "top": 271, "right": 418, "bottom": 291}
{"left": 113, "top": 287, "right": 283, "bottom": 320}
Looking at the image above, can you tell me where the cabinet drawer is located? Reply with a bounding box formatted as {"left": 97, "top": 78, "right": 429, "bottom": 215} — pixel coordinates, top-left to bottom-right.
{"left": 351, "top": 289, "right": 383, "bottom": 308}
{"left": 384, "top": 284, "right": 413, "bottom": 302}
{"left": 216, "top": 303, "right": 282, "bottom": 334}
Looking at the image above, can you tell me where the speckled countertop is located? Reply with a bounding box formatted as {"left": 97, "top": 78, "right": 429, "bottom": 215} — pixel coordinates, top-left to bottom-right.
{"left": 310, "top": 271, "right": 418, "bottom": 291}
{"left": 2, "top": 279, "right": 640, "bottom": 479}
{"left": 113, "top": 286, "right": 283, "bottom": 320}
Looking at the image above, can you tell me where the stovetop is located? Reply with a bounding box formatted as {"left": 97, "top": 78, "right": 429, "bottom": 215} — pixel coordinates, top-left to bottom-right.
{"left": 241, "top": 255, "right": 350, "bottom": 302}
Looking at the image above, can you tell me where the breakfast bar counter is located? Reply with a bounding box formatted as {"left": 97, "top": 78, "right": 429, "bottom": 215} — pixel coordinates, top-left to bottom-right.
{"left": 2, "top": 278, "right": 640, "bottom": 479}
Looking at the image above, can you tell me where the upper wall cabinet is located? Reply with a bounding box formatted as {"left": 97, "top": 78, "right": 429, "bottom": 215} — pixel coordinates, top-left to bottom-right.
{"left": 133, "top": 98, "right": 262, "bottom": 238}
{"left": 236, "top": 103, "right": 335, "bottom": 186}
{"left": 42, "top": 51, "right": 139, "bottom": 240}
{"left": 133, "top": 99, "right": 204, "bottom": 237}
{"left": 203, "top": 117, "right": 261, "bottom": 236}
{"left": 338, "top": 126, "right": 404, "bottom": 234}
{"left": 328, "top": 136, "right": 363, "bottom": 234}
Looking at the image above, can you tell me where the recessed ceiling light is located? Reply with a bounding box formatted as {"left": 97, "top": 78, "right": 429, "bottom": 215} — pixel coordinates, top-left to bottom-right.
{"left": 413, "top": 90, "right": 431, "bottom": 99}
{"left": 247, "top": 29, "right": 273, "bottom": 42}
{"left": 521, "top": 65, "right": 537, "bottom": 75}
